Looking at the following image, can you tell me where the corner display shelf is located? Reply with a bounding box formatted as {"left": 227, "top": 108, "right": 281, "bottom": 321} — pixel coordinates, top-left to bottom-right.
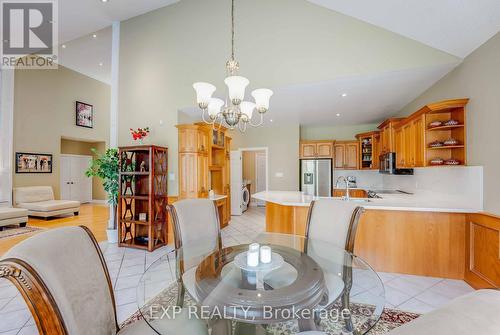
{"left": 423, "top": 99, "right": 468, "bottom": 166}
{"left": 118, "top": 145, "right": 168, "bottom": 252}
{"left": 356, "top": 131, "right": 380, "bottom": 170}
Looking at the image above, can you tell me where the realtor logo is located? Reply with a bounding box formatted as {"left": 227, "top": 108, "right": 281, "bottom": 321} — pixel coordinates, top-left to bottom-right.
{"left": 1, "top": 0, "right": 58, "bottom": 69}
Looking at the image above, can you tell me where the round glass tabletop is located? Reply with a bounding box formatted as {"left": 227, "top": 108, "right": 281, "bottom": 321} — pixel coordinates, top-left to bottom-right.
{"left": 136, "top": 233, "right": 385, "bottom": 335}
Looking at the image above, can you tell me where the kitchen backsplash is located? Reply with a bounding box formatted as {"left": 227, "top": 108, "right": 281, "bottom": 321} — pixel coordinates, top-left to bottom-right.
{"left": 335, "top": 166, "right": 483, "bottom": 207}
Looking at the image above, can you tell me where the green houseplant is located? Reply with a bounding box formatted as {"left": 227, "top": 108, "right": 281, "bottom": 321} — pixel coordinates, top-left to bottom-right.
{"left": 85, "top": 148, "right": 119, "bottom": 241}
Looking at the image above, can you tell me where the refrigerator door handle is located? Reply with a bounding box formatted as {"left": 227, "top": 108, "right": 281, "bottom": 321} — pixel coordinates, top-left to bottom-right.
{"left": 315, "top": 161, "right": 319, "bottom": 196}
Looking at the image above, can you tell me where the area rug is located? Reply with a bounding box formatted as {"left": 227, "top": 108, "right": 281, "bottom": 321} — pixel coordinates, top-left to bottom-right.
{"left": 121, "top": 284, "right": 420, "bottom": 334}
{"left": 0, "top": 226, "right": 44, "bottom": 239}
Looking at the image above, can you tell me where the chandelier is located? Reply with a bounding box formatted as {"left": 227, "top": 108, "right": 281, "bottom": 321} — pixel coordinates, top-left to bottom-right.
{"left": 192, "top": 0, "right": 273, "bottom": 132}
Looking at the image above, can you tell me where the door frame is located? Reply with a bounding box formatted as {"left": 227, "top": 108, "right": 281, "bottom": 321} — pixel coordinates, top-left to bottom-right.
{"left": 239, "top": 147, "right": 269, "bottom": 193}
{"left": 60, "top": 154, "right": 93, "bottom": 203}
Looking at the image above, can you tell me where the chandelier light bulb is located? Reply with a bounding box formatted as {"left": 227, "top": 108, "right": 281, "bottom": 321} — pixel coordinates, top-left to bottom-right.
{"left": 240, "top": 101, "right": 256, "bottom": 121}
{"left": 224, "top": 76, "right": 249, "bottom": 105}
{"left": 207, "top": 98, "right": 224, "bottom": 119}
{"left": 252, "top": 88, "right": 273, "bottom": 113}
{"left": 193, "top": 82, "right": 216, "bottom": 109}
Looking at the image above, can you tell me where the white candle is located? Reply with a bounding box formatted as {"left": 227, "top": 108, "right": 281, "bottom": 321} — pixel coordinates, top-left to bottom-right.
{"left": 260, "top": 246, "right": 272, "bottom": 264}
{"left": 247, "top": 249, "right": 259, "bottom": 267}
{"left": 249, "top": 243, "right": 260, "bottom": 251}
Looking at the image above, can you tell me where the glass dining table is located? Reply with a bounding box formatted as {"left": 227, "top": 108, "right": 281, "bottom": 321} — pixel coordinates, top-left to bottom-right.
{"left": 136, "top": 233, "right": 385, "bottom": 335}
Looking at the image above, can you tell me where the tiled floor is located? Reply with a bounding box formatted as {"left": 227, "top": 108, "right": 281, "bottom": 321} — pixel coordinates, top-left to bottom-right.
{"left": 0, "top": 207, "right": 474, "bottom": 334}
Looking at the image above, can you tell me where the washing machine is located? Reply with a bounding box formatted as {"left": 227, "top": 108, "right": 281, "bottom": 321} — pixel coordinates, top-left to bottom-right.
{"left": 241, "top": 184, "right": 250, "bottom": 212}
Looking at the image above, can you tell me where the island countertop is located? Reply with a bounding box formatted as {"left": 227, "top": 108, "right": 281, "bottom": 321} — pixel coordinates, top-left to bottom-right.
{"left": 252, "top": 190, "right": 482, "bottom": 213}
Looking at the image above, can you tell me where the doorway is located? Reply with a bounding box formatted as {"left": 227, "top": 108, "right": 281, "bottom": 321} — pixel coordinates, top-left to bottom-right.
{"left": 241, "top": 147, "right": 268, "bottom": 207}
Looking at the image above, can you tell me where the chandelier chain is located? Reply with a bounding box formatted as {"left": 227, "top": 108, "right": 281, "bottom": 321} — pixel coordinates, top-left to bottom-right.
{"left": 231, "top": 0, "right": 235, "bottom": 61}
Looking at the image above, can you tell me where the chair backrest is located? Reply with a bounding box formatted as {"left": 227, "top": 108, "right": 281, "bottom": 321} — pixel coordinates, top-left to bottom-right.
{"left": 0, "top": 226, "right": 118, "bottom": 335}
{"left": 13, "top": 186, "right": 54, "bottom": 205}
{"left": 305, "top": 199, "right": 364, "bottom": 253}
{"left": 167, "top": 198, "right": 222, "bottom": 255}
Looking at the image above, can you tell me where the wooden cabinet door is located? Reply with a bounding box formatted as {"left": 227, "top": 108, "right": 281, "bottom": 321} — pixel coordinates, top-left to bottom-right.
{"left": 197, "top": 154, "right": 209, "bottom": 197}
{"left": 334, "top": 144, "right": 345, "bottom": 168}
{"left": 198, "top": 130, "right": 209, "bottom": 154}
{"left": 394, "top": 127, "right": 405, "bottom": 168}
{"left": 301, "top": 143, "right": 317, "bottom": 158}
{"left": 345, "top": 142, "right": 359, "bottom": 169}
{"left": 372, "top": 135, "right": 380, "bottom": 169}
{"left": 413, "top": 117, "right": 425, "bottom": 167}
{"left": 403, "top": 123, "right": 414, "bottom": 167}
{"left": 179, "top": 153, "right": 198, "bottom": 198}
{"left": 316, "top": 142, "right": 333, "bottom": 157}
{"left": 179, "top": 128, "right": 198, "bottom": 153}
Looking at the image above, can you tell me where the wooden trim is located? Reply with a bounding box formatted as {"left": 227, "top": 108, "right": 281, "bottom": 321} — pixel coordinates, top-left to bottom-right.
{"left": 355, "top": 131, "right": 379, "bottom": 139}
{"left": 377, "top": 118, "right": 405, "bottom": 130}
{"left": 0, "top": 259, "right": 67, "bottom": 335}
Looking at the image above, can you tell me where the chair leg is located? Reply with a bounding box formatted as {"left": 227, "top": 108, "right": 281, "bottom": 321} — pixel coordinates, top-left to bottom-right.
{"left": 176, "top": 280, "right": 185, "bottom": 307}
{"left": 19, "top": 222, "right": 27, "bottom": 228}
{"left": 0, "top": 226, "right": 3, "bottom": 231}
{"left": 74, "top": 211, "right": 79, "bottom": 216}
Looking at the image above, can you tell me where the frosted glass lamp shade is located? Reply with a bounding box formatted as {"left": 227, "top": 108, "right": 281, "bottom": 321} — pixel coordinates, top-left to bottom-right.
{"left": 224, "top": 76, "right": 249, "bottom": 105}
{"left": 252, "top": 88, "right": 273, "bottom": 113}
{"left": 207, "top": 98, "right": 224, "bottom": 119}
{"left": 193, "top": 82, "right": 216, "bottom": 109}
{"left": 240, "top": 101, "right": 255, "bottom": 121}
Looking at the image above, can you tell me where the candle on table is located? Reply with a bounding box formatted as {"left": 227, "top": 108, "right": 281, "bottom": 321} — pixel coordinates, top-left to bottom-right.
{"left": 247, "top": 249, "right": 259, "bottom": 267}
{"left": 260, "top": 246, "right": 272, "bottom": 264}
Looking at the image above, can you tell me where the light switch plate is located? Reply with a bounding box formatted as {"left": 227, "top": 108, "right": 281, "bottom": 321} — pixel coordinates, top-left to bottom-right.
{"left": 168, "top": 172, "right": 175, "bottom": 181}
{"left": 275, "top": 172, "right": 284, "bottom": 178}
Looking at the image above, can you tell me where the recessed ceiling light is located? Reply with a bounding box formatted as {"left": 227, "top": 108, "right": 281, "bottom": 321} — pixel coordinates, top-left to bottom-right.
{"left": 92, "top": 34, "right": 97, "bottom": 38}
{"left": 61, "top": 44, "right": 66, "bottom": 49}
{"left": 101, "top": 0, "right": 109, "bottom": 2}
{"left": 270, "top": 119, "right": 273, "bottom": 122}
{"left": 341, "top": 93, "right": 347, "bottom": 97}
{"left": 336, "top": 113, "right": 341, "bottom": 117}
{"left": 98, "top": 62, "right": 103, "bottom": 66}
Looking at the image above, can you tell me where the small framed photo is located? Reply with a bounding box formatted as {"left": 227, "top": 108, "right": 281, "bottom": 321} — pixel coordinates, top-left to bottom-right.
{"left": 76, "top": 101, "right": 93, "bottom": 128}
{"left": 16, "top": 153, "right": 53, "bottom": 173}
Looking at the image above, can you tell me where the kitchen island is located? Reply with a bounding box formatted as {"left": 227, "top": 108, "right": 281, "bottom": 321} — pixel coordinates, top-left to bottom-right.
{"left": 252, "top": 191, "right": 498, "bottom": 289}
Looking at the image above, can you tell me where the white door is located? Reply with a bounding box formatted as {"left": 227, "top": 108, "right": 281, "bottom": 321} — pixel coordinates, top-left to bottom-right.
{"left": 255, "top": 152, "right": 267, "bottom": 206}
{"left": 230, "top": 150, "right": 242, "bottom": 216}
{"left": 60, "top": 155, "right": 92, "bottom": 203}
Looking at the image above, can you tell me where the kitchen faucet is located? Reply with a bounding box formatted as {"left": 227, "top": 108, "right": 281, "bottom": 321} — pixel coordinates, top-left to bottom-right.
{"left": 336, "top": 176, "right": 350, "bottom": 201}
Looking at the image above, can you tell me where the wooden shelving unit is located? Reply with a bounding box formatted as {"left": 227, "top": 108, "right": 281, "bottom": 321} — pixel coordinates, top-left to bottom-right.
{"left": 356, "top": 131, "right": 380, "bottom": 170}
{"left": 118, "top": 145, "right": 168, "bottom": 252}
{"left": 423, "top": 99, "right": 468, "bottom": 166}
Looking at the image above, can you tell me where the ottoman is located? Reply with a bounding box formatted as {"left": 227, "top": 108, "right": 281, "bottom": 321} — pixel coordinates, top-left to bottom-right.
{"left": 0, "top": 207, "right": 29, "bottom": 231}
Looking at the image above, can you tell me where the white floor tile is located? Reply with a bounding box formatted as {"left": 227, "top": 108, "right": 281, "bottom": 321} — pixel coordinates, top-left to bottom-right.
{"left": 116, "top": 302, "right": 139, "bottom": 324}
{"left": 427, "top": 280, "right": 474, "bottom": 299}
{"left": 0, "top": 309, "right": 31, "bottom": 332}
{"left": 115, "top": 274, "right": 143, "bottom": 291}
{"left": 415, "top": 289, "right": 454, "bottom": 308}
{"left": 0, "top": 285, "right": 18, "bottom": 300}
{"left": 114, "top": 287, "right": 137, "bottom": 306}
{"left": 17, "top": 325, "right": 39, "bottom": 335}
{"left": 398, "top": 298, "right": 436, "bottom": 314}
{"left": 0, "top": 295, "right": 29, "bottom": 314}
{"left": 383, "top": 285, "right": 413, "bottom": 306}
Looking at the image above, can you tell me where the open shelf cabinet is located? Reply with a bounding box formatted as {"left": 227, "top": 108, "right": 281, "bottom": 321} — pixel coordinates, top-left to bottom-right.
{"left": 118, "top": 145, "right": 168, "bottom": 252}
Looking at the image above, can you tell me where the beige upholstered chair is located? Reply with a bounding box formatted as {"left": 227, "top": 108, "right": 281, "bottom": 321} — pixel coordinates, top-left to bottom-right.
{"left": 13, "top": 186, "right": 80, "bottom": 218}
{"left": 304, "top": 199, "right": 364, "bottom": 332}
{"left": 166, "top": 199, "right": 222, "bottom": 305}
{"left": 0, "top": 226, "right": 208, "bottom": 335}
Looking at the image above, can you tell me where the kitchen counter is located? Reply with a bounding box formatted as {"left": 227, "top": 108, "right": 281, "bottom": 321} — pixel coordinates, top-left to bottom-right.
{"left": 209, "top": 194, "right": 227, "bottom": 201}
{"left": 252, "top": 190, "right": 482, "bottom": 213}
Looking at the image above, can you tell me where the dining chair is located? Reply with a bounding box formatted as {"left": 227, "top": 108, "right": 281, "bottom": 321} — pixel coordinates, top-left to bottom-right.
{"left": 304, "top": 199, "right": 365, "bottom": 332}
{"left": 0, "top": 226, "right": 208, "bottom": 335}
{"left": 167, "top": 198, "right": 232, "bottom": 335}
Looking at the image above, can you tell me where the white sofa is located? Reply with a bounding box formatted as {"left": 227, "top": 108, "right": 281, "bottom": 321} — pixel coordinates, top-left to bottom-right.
{"left": 13, "top": 186, "right": 80, "bottom": 219}
{"left": 0, "top": 207, "right": 28, "bottom": 230}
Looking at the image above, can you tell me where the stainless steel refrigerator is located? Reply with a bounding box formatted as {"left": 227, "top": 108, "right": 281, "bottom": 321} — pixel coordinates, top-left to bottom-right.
{"left": 300, "top": 159, "right": 332, "bottom": 197}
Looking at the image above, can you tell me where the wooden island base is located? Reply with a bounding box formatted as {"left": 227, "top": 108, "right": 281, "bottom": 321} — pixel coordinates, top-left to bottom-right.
{"left": 265, "top": 201, "right": 500, "bottom": 289}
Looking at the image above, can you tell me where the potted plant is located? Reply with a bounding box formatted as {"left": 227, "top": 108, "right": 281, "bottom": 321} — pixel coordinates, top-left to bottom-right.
{"left": 85, "top": 148, "right": 119, "bottom": 243}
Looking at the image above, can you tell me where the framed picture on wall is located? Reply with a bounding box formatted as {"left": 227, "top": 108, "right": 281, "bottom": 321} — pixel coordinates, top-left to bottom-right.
{"left": 15, "top": 153, "right": 53, "bottom": 173}
{"left": 75, "top": 101, "right": 94, "bottom": 128}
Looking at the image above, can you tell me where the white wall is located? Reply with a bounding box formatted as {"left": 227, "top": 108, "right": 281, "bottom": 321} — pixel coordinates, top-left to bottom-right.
{"left": 398, "top": 32, "right": 500, "bottom": 215}
{"left": 0, "top": 70, "right": 14, "bottom": 205}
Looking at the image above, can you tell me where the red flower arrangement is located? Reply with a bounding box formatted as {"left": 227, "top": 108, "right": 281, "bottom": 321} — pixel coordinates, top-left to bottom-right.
{"left": 130, "top": 127, "right": 150, "bottom": 141}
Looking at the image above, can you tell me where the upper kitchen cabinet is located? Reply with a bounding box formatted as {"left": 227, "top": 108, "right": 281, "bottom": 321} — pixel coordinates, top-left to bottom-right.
{"left": 356, "top": 131, "right": 380, "bottom": 170}
{"left": 377, "top": 118, "right": 405, "bottom": 154}
{"left": 300, "top": 141, "right": 334, "bottom": 159}
{"left": 334, "top": 141, "right": 359, "bottom": 169}
{"left": 395, "top": 98, "right": 468, "bottom": 168}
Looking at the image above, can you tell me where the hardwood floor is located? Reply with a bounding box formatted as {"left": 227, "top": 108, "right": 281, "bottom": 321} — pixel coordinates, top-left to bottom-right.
{"left": 0, "top": 204, "right": 109, "bottom": 256}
